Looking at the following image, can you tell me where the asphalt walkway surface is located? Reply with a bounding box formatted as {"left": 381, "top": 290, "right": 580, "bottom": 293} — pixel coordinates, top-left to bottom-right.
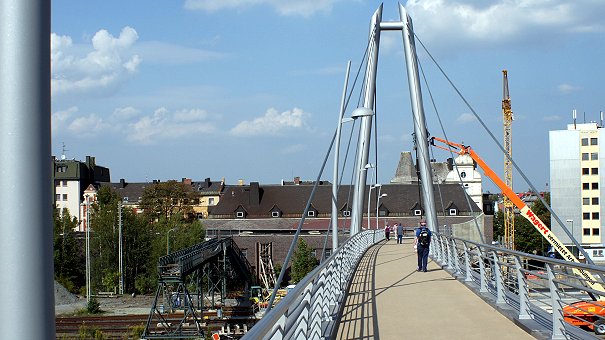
{"left": 336, "top": 238, "right": 534, "bottom": 340}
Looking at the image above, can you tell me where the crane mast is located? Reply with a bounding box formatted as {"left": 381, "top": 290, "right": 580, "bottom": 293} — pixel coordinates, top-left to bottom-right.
{"left": 502, "top": 70, "right": 515, "bottom": 250}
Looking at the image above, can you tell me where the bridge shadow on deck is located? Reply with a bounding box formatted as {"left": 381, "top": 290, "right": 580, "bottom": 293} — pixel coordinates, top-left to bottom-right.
{"left": 335, "top": 239, "right": 534, "bottom": 340}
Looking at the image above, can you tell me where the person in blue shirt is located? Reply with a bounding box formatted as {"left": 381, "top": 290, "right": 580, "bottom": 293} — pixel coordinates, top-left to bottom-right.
{"left": 415, "top": 220, "right": 432, "bottom": 272}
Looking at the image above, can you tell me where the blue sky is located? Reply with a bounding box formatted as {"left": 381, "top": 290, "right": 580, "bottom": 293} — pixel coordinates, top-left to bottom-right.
{"left": 51, "top": 1, "right": 605, "bottom": 192}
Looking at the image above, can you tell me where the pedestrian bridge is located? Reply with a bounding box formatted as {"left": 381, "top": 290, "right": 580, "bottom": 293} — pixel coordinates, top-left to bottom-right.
{"left": 243, "top": 231, "right": 605, "bottom": 339}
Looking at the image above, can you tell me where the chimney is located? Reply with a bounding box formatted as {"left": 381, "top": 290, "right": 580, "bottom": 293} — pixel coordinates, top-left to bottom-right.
{"left": 447, "top": 158, "right": 453, "bottom": 171}
{"left": 250, "top": 182, "right": 260, "bottom": 206}
{"left": 119, "top": 178, "right": 126, "bottom": 188}
{"left": 205, "top": 177, "right": 211, "bottom": 188}
{"left": 182, "top": 178, "right": 192, "bottom": 185}
{"left": 294, "top": 176, "right": 301, "bottom": 185}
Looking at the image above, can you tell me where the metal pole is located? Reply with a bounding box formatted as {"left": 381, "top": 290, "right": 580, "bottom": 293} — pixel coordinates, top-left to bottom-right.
{"left": 86, "top": 196, "right": 91, "bottom": 302}
{"left": 118, "top": 201, "right": 123, "bottom": 295}
{"left": 332, "top": 61, "right": 352, "bottom": 251}
{"left": 367, "top": 185, "right": 373, "bottom": 231}
{"left": 0, "top": 1, "right": 53, "bottom": 337}
{"left": 399, "top": 4, "right": 438, "bottom": 231}
{"left": 350, "top": 4, "right": 382, "bottom": 235}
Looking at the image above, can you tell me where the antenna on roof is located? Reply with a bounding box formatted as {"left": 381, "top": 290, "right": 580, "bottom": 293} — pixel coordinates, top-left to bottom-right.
{"left": 61, "top": 142, "right": 68, "bottom": 160}
{"left": 573, "top": 109, "right": 577, "bottom": 130}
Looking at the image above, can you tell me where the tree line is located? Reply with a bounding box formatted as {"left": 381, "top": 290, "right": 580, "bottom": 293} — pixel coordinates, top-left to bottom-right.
{"left": 54, "top": 180, "right": 206, "bottom": 295}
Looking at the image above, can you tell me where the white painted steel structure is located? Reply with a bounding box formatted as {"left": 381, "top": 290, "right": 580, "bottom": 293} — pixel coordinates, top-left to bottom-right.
{"left": 242, "top": 230, "right": 384, "bottom": 340}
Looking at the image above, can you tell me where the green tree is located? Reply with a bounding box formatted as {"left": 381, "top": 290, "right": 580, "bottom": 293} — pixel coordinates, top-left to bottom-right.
{"left": 139, "top": 180, "right": 197, "bottom": 221}
{"left": 53, "top": 208, "right": 84, "bottom": 292}
{"left": 290, "top": 239, "right": 317, "bottom": 284}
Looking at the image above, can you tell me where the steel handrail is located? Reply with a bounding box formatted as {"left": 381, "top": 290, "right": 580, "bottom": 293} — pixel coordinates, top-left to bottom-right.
{"left": 242, "top": 229, "right": 384, "bottom": 339}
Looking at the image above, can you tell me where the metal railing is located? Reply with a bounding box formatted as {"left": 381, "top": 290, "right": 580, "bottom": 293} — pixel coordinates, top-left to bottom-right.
{"left": 242, "top": 229, "right": 384, "bottom": 339}
{"left": 430, "top": 233, "right": 605, "bottom": 339}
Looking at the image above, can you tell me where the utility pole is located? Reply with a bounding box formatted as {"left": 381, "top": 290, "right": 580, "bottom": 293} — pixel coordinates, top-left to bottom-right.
{"left": 118, "top": 201, "right": 124, "bottom": 295}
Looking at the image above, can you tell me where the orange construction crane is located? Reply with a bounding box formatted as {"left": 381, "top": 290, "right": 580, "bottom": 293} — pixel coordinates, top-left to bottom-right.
{"left": 430, "top": 136, "right": 605, "bottom": 298}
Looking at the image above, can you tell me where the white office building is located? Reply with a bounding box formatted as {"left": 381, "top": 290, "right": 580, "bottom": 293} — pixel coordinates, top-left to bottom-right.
{"left": 550, "top": 122, "right": 604, "bottom": 262}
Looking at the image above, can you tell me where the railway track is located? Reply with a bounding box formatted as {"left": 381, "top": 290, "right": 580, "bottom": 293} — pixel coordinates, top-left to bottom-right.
{"left": 56, "top": 314, "right": 148, "bottom": 339}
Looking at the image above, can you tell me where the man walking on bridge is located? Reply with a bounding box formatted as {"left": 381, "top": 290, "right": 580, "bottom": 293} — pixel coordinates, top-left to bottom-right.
{"left": 416, "top": 220, "right": 431, "bottom": 272}
{"left": 396, "top": 223, "right": 404, "bottom": 244}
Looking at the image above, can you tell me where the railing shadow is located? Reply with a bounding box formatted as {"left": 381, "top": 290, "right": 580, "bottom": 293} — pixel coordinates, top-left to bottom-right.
{"left": 336, "top": 242, "right": 383, "bottom": 340}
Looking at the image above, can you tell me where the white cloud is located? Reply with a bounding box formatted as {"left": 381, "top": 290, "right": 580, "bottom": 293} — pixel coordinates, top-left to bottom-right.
{"left": 111, "top": 106, "right": 140, "bottom": 120}
{"left": 132, "top": 41, "right": 226, "bottom": 65}
{"left": 128, "top": 107, "right": 216, "bottom": 144}
{"left": 456, "top": 112, "right": 477, "bottom": 123}
{"left": 51, "top": 27, "right": 141, "bottom": 96}
{"left": 68, "top": 114, "right": 111, "bottom": 136}
{"left": 230, "top": 107, "right": 311, "bottom": 136}
{"left": 543, "top": 115, "right": 562, "bottom": 121}
{"left": 52, "top": 106, "right": 78, "bottom": 134}
{"left": 558, "top": 83, "right": 582, "bottom": 94}
{"left": 184, "top": 0, "right": 338, "bottom": 17}
{"left": 405, "top": 0, "right": 605, "bottom": 51}
{"left": 281, "top": 143, "right": 307, "bottom": 154}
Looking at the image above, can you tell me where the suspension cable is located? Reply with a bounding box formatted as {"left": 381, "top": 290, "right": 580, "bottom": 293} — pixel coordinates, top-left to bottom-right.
{"left": 416, "top": 55, "right": 485, "bottom": 242}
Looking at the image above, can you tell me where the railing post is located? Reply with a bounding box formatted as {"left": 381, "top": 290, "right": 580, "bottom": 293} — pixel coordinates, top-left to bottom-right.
{"left": 492, "top": 252, "right": 506, "bottom": 304}
{"left": 463, "top": 242, "right": 472, "bottom": 282}
{"left": 546, "top": 264, "right": 566, "bottom": 339}
{"left": 452, "top": 239, "right": 460, "bottom": 275}
{"left": 513, "top": 256, "right": 532, "bottom": 320}
{"left": 479, "top": 248, "right": 488, "bottom": 293}
{"left": 442, "top": 237, "right": 450, "bottom": 267}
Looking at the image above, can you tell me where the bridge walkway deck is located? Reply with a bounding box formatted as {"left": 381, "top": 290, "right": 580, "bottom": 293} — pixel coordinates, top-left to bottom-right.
{"left": 336, "top": 238, "right": 534, "bottom": 339}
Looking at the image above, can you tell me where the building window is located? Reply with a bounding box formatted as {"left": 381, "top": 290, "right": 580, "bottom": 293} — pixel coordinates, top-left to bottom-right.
{"left": 311, "top": 249, "right": 317, "bottom": 258}
{"left": 593, "top": 197, "right": 600, "bottom": 205}
{"left": 583, "top": 212, "right": 590, "bottom": 220}
{"left": 271, "top": 211, "right": 280, "bottom": 218}
{"left": 56, "top": 165, "right": 67, "bottom": 173}
{"left": 583, "top": 183, "right": 590, "bottom": 190}
{"left": 592, "top": 183, "right": 599, "bottom": 190}
{"left": 342, "top": 210, "right": 351, "bottom": 217}
{"left": 236, "top": 211, "right": 245, "bottom": 218}
{"left": 449, "top": 208, "right": 457, "bottom": 216}
{"left": 582, "top": 138, "right": 589, "bottom": 146}
{"left": 324, "top": 249, "right": 332, "bottom": 259}
{"left": 591, "top": 138, "right": 598, "bottom": 145}
{"left": 584, "top": 228, "right": 591, "bottom": 236}
{"left": 241, "top": 249, "right": 247, "bottom": 257}
{"left": 583, "top": 198, "right": 590, "bottom": 205}
{"left": 593, "top": 250, "right": 604, "bottom": 257}
{"left": 307, "top": 210, "right": 316, "bottom": 217}
{"left": 62, "top": 194, "right": 68, "bottom": 200}
{"left": 123, "top": 197, "right": 129, "bottom": 202}
{"left": 209, "top": 197, "right": 215, "bottom": 205}
{"left": 582, "top": 153, "right": 589, "bottom": 160}
{"left": 414, "top": 209, "right": 422, "bottom": 216}
{"left": 592, "top": 152, "right": 599, "bottom": 160}
{"left": 593, "top": 168, "right": 599, "bottom": 175}
{"left": 583, "top": 168, "right": 590, "bottom": 175}
{"left": 55, "top": 194, "right": 61, "bottom": 201}
{"left": 460, "top": 171, "right": 466, "bottom": 178}
{"left": 593, "top": 228, "right": 600, "bottom": 236}
{"left": 593, "top": 212, "right": 600, "bottom": 220}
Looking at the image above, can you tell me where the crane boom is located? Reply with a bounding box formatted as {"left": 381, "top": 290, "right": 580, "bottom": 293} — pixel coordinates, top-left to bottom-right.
{"left": 430, "top": 136, "right": 605, "bottom": 297}
{"left": 502, "top": 70, "right": 515, "bottom": 250}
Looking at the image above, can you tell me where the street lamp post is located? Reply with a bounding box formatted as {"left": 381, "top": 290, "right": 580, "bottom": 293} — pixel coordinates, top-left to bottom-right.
{"left": 167, "top": 227, "right": 178, "bottom": 255}
{"left": 85, "top": 194, "right": 91, "bottom": 303}
{"left": 367, "top": 183, "right": 380, "bottom": 231}
{"left": 377, "top": 192, "right": 388, "bottom": 230}
{"left": 566, "top": 219, "right": 574, "bottom": 240}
